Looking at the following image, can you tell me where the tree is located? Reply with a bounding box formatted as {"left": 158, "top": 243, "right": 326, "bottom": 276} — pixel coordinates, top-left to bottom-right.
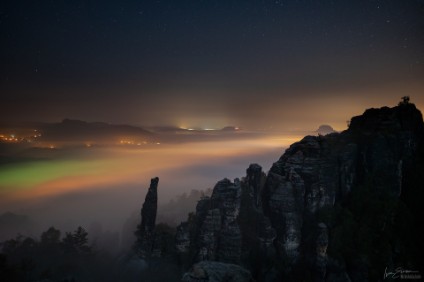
{"left": 73, "top": 226, "right": 90, "bottom": 253}
{"left": 62, "top": 226, "right": 90, "bottom": 254}
{"left": 41, "top": 227, "right": 61, "bottom": 246}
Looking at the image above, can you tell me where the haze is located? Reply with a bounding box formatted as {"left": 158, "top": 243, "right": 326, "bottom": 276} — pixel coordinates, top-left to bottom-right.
{"left": 0, "top": 129, "right": 306, "bottom": 245}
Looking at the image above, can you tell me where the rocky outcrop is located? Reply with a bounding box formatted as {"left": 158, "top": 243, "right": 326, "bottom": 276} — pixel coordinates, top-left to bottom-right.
{"left": 240, "top": 164, "right": 276, "bottom": 261}
{"left": 182, "top": 261, "right": 253, "bottom": 282}
{"left": 263, "top": 135, "right": 337, "bottom": 261}
{"left": 194, "top": 178, "right": 242, "bottom": 263}
{"left": 176, "top": 165, "right": 276, "bottom": 278}
{"left": 177, "top": 103, "right": 423, "bottom": 281}
{"left": 262, "top": 103, "right": 423, "bottom": 265}
{"left": 135, "top": 177, "right": 159, "bottom": 258}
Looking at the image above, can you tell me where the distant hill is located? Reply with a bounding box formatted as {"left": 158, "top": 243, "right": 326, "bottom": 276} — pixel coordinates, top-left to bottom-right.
{"left": 316, "top": 124, "right": 336, "bottom": 135}
{"left": 40, "top": 119, "right": 154, "bottom": 143}
{"left": 221, "top": 126, "right": 240, "bottom": 132}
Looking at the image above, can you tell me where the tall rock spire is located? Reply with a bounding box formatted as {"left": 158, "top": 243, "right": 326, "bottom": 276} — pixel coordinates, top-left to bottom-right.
{"left": 246, "top": 163, "right": 263, "bottom": 208}
{"left": 135, "top": 177, "right": 159, "bottom": 258}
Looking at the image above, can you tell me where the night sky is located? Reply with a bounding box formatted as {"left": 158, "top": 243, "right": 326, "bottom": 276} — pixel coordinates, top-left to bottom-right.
{"left": 1, "top": 0, "right": 423, "bottom": 130}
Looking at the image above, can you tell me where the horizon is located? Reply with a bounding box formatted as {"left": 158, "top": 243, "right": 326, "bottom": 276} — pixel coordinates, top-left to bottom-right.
{"left": 4, "top": 99, "right": 422, "bottom": 131}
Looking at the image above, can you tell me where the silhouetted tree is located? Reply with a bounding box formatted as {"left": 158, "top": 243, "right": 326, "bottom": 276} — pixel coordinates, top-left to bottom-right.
{"left": 0, "top": 235, "right": 38, "bottom": 281}
{"left": 62, "top": 226, "right": 90, "bottom": 254}
{"left": 73, "top": 226, "right": 90, "bottom": 253}
{"left": 41, "top": 226, "right": 61, "bottom": 246}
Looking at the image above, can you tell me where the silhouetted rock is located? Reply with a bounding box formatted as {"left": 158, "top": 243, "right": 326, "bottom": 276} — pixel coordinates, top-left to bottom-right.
{"left": 135, "top": 177, "right": 159, "bottom": 258}
{"left": 262, "top": 103, "right": 423, "bottom": 280}
{"left": 172, "top": 103, "right": 424, "bottom": 281}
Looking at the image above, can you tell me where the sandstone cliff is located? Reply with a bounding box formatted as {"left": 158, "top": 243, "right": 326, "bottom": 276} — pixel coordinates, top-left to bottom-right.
{"left": 136, "top": 102, "right": 423, "bottom": 281}
{"left": 177, "top": 102, "right": 424, "bottom": 281}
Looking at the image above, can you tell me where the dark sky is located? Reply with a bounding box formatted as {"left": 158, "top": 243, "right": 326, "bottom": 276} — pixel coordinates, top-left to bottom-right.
{"left": 1, "top": 0, "right": 423, "bottom": 130}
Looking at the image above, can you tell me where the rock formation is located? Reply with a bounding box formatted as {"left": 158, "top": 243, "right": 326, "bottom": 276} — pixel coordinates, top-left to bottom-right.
{"left": 134, "top": 177, "right": 159, "bottom": 258}
{"left": 176, "top": 165, "right": 277, "bottom": 280}
{"left": 261, "top": 103, "right": 423, "bottom": 280}
{"left": 246, "top": 163, "right": 264, "bottom": 208}
{"left": 175, "top": 102, "right": 424, "bottom": 281}
{"left": 193, "top": 178, "right": 243, "bottom": 263}
{"left": 182, "top": 261, "right": 253, "bottom": 282}
{"left": 128, "top": 102, "right": 424, "bottom": 281}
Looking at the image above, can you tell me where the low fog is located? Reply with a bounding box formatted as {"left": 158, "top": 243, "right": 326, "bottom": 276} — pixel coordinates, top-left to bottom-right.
{"left": 0, "top": 130, "right": 308, "bottom": 252}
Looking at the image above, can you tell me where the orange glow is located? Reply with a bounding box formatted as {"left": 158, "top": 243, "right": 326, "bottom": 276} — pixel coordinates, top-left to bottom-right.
{"left": 0, "top": 133, "right": 305, "bottom": 209}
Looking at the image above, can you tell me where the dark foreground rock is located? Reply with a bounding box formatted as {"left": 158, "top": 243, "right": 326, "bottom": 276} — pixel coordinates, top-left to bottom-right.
{"left": 182, "top": 261, "right": 253, "bottom": 282}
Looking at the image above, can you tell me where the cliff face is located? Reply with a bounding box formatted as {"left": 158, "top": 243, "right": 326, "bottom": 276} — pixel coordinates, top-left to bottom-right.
{"left": 177, "top": 166, "right": 275, "bottom": 280}
{"left": 263, "top": 103, "right": 423, "bottom": 263}
{"left": 190, "top": 178, "right": 243, "bottom": 263}
{"left": 177, "top": 103, "right": 424, "bottom": 281}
